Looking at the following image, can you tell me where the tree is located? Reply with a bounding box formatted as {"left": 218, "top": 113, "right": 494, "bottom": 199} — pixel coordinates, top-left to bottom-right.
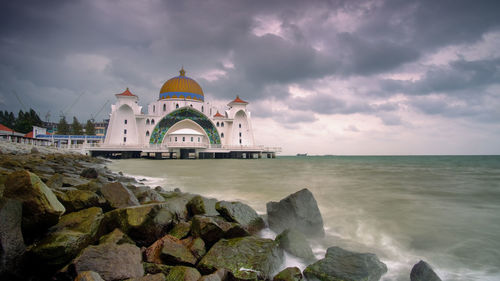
{"left": 14, "top": 110, "right": 32, "bottom": 133}
{"left": 57, "top": 116, "right": 70, "bottom": 135}
{"left": 85, "top": 120, "right": 95, "bottom": 135}
{"left": 71, "top": 116, "right": 83, "bottom": 135}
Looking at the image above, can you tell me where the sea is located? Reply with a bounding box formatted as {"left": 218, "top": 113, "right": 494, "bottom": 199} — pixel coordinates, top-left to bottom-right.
{"left": 108, "top": 155, "right": 500, "bottom": 281}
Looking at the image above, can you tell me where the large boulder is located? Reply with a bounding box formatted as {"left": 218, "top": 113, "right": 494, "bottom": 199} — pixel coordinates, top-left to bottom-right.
{"left": 144, "top": 234, "right": 196, "bottom": 266}
{"left": 168, "top": 221, "right": 191, "bottom": 239}
{"left": 181, "top": 237, "right": 206, "bottom": 260}
{"left": 410, "top": 260, "right": 442, "bottom": 281}
{"left": 273, "top": 267, "right": 303, "bottom": 281}
{"left": 73, "top": 243, "right": 144, "bottom": 281}
{"left": 99, "top": 228, "right": 135, "bottom": 245}
{"left": 216, "top": 201, "right": 265, "bottom": 234}
{"left": 4, "top": 170, "right": 66, "bottom": 237}
{"left": 80, "top": 167, "right": 98, "bottom": 179}
{"left": 54, "top": 189, "right": 101, "bottom": 212}
{"left": 75, "top": 271, "right": 105, "bottom": 281}
{"left": 266, "top": 188, "right": 324, "bottom": 237}
{"left": 164, "top": 266, "right": 201, "bottom": 281}
{"left": 137, "top": 189, "right": 166, "bottom": 204}
{"left": 160, "top": 191, "right": 196, "bottom": 220}
{"left": 104, "top": 203, "right": 174, "bottom": 246}
{"left": 276, "top": 229, "right": 315, "bottom": 262}
{"left": 101, "top": 182, "right": 140, "bottom": 209}
{"left": 187, "top": 195, "right": 218, "bottom": 216}
{"left": 30, "top": 207, "right": 104, "bottom": 267}
{"left": 0, "top": 198, "right": 25, "bottom": 278}
{"left": 303, "top": 246, "right": 387, "bottom": 281}
{"left": 191, "top": 215, "right": 249, "bottom": 247}
{"left": 198, "top": 236, "right": 284, "bottom": 280}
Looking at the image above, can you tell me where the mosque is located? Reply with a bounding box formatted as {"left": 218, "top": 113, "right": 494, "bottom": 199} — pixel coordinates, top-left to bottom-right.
{"left": 101, "top": 68, "right": 278, "bottom": 159}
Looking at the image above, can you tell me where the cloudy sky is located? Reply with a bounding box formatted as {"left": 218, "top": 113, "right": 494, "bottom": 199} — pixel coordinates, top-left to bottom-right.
{"left": 1, "top": 0, "right": 499, "bottom": 155}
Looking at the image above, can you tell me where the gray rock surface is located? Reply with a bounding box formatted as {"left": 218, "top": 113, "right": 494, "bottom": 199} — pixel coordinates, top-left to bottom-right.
{"left": 276, "top": 229, "right": 315, "bottom": 262}
{"left": 273, "top": 267, "right": 303, "bottom": 281}
{"left": 0, "top": 198, "right": 25, "bottom": 278}
{"left": 187, "top": 195, "right": 218, "bottom": 216}
{"left": 216, "top": 200, "right": 265, "bottom": 234}
{"left": 410, "top": 260, "right": 442, "bottom": 281}
{"left": 75, "top": 271, "right": 105, "bottom": 281}
{"left": 303, "top": 246, "right": 387, "bottom": 281}
{"left": 101, "top": 182, "right": 140, "bottom": 209}
{"left": 266, "top": 188, "right": 324, "bottom": 237}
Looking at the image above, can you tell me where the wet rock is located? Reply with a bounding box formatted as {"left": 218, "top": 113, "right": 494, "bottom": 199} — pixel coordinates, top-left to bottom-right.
{"left": 160, "top": 235, "right": 197, "bottom": 265}
{"left": 0, "top": 198, "right": 25, "bottom": 278}
{"left": 187, "top": 195, "right": 218, "bottom": 216}
{"left": 101, "top": 182, "right": 140, "bottom": 209}
{"left": 169, "top": 221, "right": 191, "bottom": 239}
{"left": 182, "top": 237, "right": 206, "bottom": 260}
{"left": 199, "top": 268, "right": 228, "bottom": 281}
{"left": 275, "top": 229, "right": 315, "bottom": 262}
{"left": 54, "top": 189, "right": 101, "bottom": 212}
{"left": 62, "top": 175, "right": 90, "bottom": 187}
{"left": 303, "top": 246, "right": 387, "bottom": 281}
{"left": 30, "top": 147, "right": 39, "bottom": 154}
{"left": 138, "top": 189, "right": 166, "bottom": 204}
{"left": 410, "top": 260, "right": 442, "bottom": 281}
{"left": 99, "top": 228, "right": 135, "bottom": 245}
{"left": 30, "top": 207, "right": 104, "bottom": 267}
{"left": 191, "top": 215, "right": 225, "bottom": 247}
{"left": 273, "top": 267, "right": 303, "bottom": 281}
{"left": 75, "top": 271, "right": 105, "bottom": 281}
{"left": 127, "top": 273, "right": 166, "bottom": 281}
{"left": 73, "top": 243, "right": 144, "bottom": 281}
{"left": 164, "top": 266, "right": 201, "bottom": 281}
{"left": 198, "top": 236, "right": 284, "bottom": 280}
{"left": 47, "top": 173, "right": 64, "bottom": 189}
{"left": 4, "top": 170, "right": 65, "bottom": 237}
{"left": 143, "top": 262, "right": 173, "bottom": 276}
{"left": 104, "top": 203, "right": 174, "bottom": 246}
{"left": 266, "top": 188, "right": 324, "bottom": 237}
{"left": 161, "top": 191, "right": 196, "bottom": 220}
{"left": 74, "top": 180, "right": 103, "bottom": 193}
{"left": 216, "top": 201, "right": 265, "bottom": 234}
{"left": 80, "top": 168, "right": 98, "bottom": 179}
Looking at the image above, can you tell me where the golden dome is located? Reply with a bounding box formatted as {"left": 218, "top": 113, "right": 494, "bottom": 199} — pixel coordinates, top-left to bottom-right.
{"left": 159, "top": 68, "right": 204, "bottom": 101}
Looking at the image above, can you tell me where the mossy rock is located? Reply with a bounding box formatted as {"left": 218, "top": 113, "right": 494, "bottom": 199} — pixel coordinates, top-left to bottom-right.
{"left": 160, "top": 191, "right": 196, "bottom": 220}
{"left": 187, "top": 195, "right": 218, "bottom": 216}
{"left": 30, "top": 207, "right": 104, "bottom": 267}
{"left": 54, "top": 189, "right": 101, "bottom": 212}
{"left": 273, "top": 267, "right": 303, "bottom": 281}
{"left": 99, "top": 228, "right": 135, "bottom": 245}
{"left": 160, "top": 235, "right": 197, "bottom": 265}
{"left": 215, "top": 201, "right": 265, "bottom": 234}
{"left": 164, "top": 266, "right": 201, "bottom": 281}
{"left": 101, "top": 182, "right": 140, "bottom": 209}
{"left": 198, "top": 236, "right": 284, "bottom": 280}
{"left": 143, "top": 262, "right": 174, "bottom": 276}
{"left": 169, "top": 221, "right": 191, "bottom": 239}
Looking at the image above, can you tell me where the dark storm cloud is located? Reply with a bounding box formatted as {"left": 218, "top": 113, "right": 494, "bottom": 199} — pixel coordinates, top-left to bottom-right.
{"left": 0, "top": 0, "right": 499, "bottom": 124}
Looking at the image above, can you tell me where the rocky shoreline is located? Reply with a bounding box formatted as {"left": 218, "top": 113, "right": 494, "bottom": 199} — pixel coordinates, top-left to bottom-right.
{"left": 0, "top": 142, "right": 442, "bottom": 281}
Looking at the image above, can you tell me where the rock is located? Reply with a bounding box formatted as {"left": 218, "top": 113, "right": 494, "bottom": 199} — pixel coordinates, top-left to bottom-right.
{"left": 160, "top": 235, "right": 197, "bottom": 265}
{"left": 198, "top": 236, "right": 284, "bottom": 280}
{"left": 169, "top": 221, "right": 191, "bottom": 239}
{"left": 101, "top": 182, "right": 140, "bottom": 209}
{"left": 74, "top": 180, "right": 103, "bottom": 193}
{"left": 103, "top": 203, "right": 174, "bottom": 246}
{"left": 47, "top": 173, "right": 64, "bottom": 189}
{"left": 215, "top": 201, "right": 265, "bottom": 234}
{"left": 138, "top": 189, "right": 166, "bottom": 204}
{"left": 54, "top": 189, "right": 101, "bottom": 212}
{"left": 75, "top": 271, "right": 105, "bottom": 281}
{"left": 127, "top": 273, "right": 166, "bottom": 281}
{"left": 143, "top": 262, "right": 173, "bottom": 276}
{"left": 161, "top": 191, "right": 196, "bottom": 220}
{"left": 275, "top": 229, "right": 315, "bottom": 262}
{"left": 273, "top": 267, "right": 303, "bottom": 281}
{"left": 80, "top": 167, "right": 99, "bottom": 179}
{"left": 73, "top": 243, "right": 144, "bottom": 281}
{"left": 187, "top": 195, "right": 218, "bottom": 216}
{"left": 266, "top": 188, "right": 324, "bottom": 237}
{"left": 30, "top": 207, "right": 104, "bottom": 267}
{"left": 30, "top": 147, "right": 39, "bottom": 154}
{"left": 99, "top": 228, "right": 135, "bottom": 245}
{"left": 0, "top": 198, "right": 25, "bottom": 278}
{"left": 62, "top": 175, "right": 90, "bottom": 187}
{"left": 164, "top": 266, "right": 201, "bottom": 281}
{"left": 199, "top": 268, "right": 228, "bottom": 281}
{"left": 410, "top": 260, "right": 442, "bottom": 281}
{"left": 4, "top": 170, "right": 66, "bottom": 238}
{"left": 182, "top": 237, "right": 206, "bottom": 260}
{"left": 303, "top": 246, "right": 387, "bottom": 281}
{"left": 191, "top": 215, "right": 250, "bottom": 247}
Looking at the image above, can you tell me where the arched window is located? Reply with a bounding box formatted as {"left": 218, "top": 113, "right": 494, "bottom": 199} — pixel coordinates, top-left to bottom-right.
{"left": 210, "top": 108, "right": 212, "bottom": 115}
{"left": 146, "top": 119, "right": 150, "bottom": 125}
{"left": 151, "top": 119, "right": 155, "bottom": 125}
{"left": 239, "top": 132, "right": 242, "bottom": 137}
{"left": 175, "top": 137, "right": 177, "bottom": 142}
{"left": 239, "top": 123, "right": 241, "bottom": 128}
{"left": 169, "top": 137, "right": 171, "bottom": 142}
{"left": 124, "top": 129, "right": 127, "bottom": 134}
{"left": 202, "top": 106, "right": 204, "bottom": 112}
{"left": 221, "top": 133, "right": 224, "bottom": 138}
{"left": 216, "top": 122, "right": 219, "bottom": 127}
{"left": 153, "top": 105, "right": 155, "bottom": 112}
{"left": 124, "top": 119, "right": 127, "bottom": 124}
{"left": 163, "top": 104, "right": 166, "bottom": 111}
{"left": 239, "top": 139, "right": 242, "bottom": 144}
{"left": 176, "top": 104, "right": 179, "bottom": 109}
{"left": 198, "top": 137, "right": 200, "bottom": 142}
{"left": 221, "top": 122, "right": 224, "bottom": 127}
{"left": 191, "top": 136, "right": 193, "bottom": 142}
{"left": 182, "top": 137, "right": 185, "bottom": 142}
{"left": 146, "top": 131, "right": 150, "bottom": 137}
{"left": 124, "top": 137, "right": 127, "bottom": 143}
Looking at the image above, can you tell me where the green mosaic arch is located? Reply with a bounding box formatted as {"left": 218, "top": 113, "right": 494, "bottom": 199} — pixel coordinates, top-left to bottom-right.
{"left": 149, "top": 107, "right": 221, "bottom": 144}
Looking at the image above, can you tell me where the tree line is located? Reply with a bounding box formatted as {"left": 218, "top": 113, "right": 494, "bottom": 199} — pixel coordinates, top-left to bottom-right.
{"left": 0, "top": 109, "right": 96, "bottom": 135}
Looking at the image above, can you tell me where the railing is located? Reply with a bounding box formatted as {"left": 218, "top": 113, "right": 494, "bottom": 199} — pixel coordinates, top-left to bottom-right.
{"left": 82, "top": 142, "right": 281, "bottom": 152}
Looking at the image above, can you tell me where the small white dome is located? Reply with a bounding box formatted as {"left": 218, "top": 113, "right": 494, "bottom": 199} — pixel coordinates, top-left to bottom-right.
{"left": 168, "top": 128, "right": 203, "bottom": 136}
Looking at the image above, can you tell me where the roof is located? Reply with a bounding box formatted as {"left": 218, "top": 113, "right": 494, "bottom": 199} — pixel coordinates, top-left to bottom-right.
{"left": 213, "top": 111, "right": 225, "bottom": 118}
{"left": 168, "top": 128, "right": 204, "bottom": 136}
{"left": 116, "top": 88, "right": 137, "bottom": 97}
{"left": 24, "top": 131, "right": 34, "bottom": 138}
{"left": 0, "top": 124, "right": 14, "bottom": 132}
{"left": 229, "top": 95, "right": 248, "bottom": 104}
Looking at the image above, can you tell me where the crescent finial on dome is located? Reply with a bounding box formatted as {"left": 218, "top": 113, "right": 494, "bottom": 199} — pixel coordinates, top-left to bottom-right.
{"left": 179, "top": 67, "right": 185, "bottom": 76}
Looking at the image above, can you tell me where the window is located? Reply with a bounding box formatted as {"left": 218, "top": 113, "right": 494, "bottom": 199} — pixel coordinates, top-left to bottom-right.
{"left": 239, "top": 132, "right": 241, "bottom": 137}
{"left": 146, "top": 131, "right": 150, "bottom": 137}
{"left": 221, "top": 133, "right": 224, "bottom": 138}
{"left": 198, "top": 137, "right": 200, "bottom": 142}
{"left": 182, "top": 137, "right": 185, "bottom": 142}
{"left": 153, "top": 105, "right": 155, "bottom": 112}
{"left": 151, "top": 119, "right": 155, "bottom": 125}
{"left": 124, "top": 137, "right": 127, "bottom": 143}
{"left": 190, "top": 104, "right": 193, "bottom": 107}
{"left": 169, "top": 137, "right": 171, "bottom": 142}
{"left": 176, "top": 104, "right": 179, "bottom": 109}
{"left": 221, "top": 122, "right": 224, "bottom": 127}
{"left": 124, "top": 119, "right": 128, "bottom": 124}
{"left": 163, "top": 104, "right": 166, "bottom": 111}
{"left": 239, "top": 123, "right": 241, "bottom": 128}
{"left": 239, "top": 139, "right": 242, "bottom": 144}
{"left": 146, "top": 119, "right": 150, "bottom": 125}
{"left": 124, "top": 129, "right": 127, "bottom": 134}
{"left": 216, "top": 122, "right": 219, "bottom": 127}
{"left": 210, "top": 108, "right": 212, "bottom": 115}
{"left": 202, "top": 106, "right": 204, "bottom": 112}
{"left": 175, "top": 137, "right": 177, "bottom": 142}
{"left": 191, "top": 137, "right": 193, "bottom": 142}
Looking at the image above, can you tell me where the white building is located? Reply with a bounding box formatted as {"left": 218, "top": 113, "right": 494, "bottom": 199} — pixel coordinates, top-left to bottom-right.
{"left": 103, "top": 68, "right": 276, "bottom": 159}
